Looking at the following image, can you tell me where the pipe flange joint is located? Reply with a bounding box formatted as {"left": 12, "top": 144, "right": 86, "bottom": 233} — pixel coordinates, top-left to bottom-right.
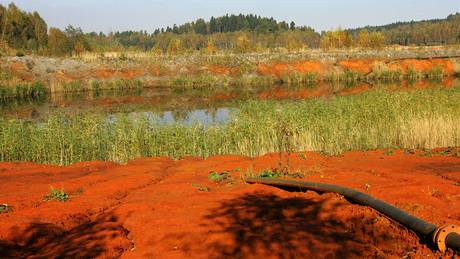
{"left": 433, "top": 224, "right": 460, "bottom": 253}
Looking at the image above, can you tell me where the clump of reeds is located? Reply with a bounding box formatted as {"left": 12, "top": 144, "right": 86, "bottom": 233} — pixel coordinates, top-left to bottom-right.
{"left": 0, "top": 82, "right": 46, "bottom": 102}
{"left": 0, "top": 86, "right": 458, "bottom": 165}
{"left": 281, "top": 72, "right": 317, "bottom": 86}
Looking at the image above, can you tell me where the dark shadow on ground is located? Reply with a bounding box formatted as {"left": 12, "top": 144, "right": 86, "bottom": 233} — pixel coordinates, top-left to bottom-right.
{"left": 202, "top": 191, "right": 417, "bottom": 259}
{"left": 416, "top": 161, "right": 460, "bottom": 182}
{"left": 0, "top": 213, "right": 132, "bottom": 258}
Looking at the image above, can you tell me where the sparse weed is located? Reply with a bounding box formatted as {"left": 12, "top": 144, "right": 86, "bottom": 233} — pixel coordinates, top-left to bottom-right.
{"left": 404, "top": 149, "right": 416, "bottom": 155}
{"left": 0, "top": 204, "right": 11, "bottom": 214}
{"left": 286, "top": 170, "right": 308, "bottom": 179}
{"left": 44, "top": 186, "right": 70, "bottom": 202}
{"left": 384, "top": 150, "right": 394, "bottom": 156}
{"left": 257, "top": 169, "right": 282, "bottom": 178}
{"left": 208, "top": 171, "right": 231, "bottom": 183}
{"left": 297, "top": 153, "right": 308, "bottom": 160}
{"left": 423, "top": 186, "right": 441, "bottom": 197}
{"left": 419, "top": 149, "right": 434, "bottom": 157}
{"left": 191, "top": 183, "right": 210, "bottom": 192}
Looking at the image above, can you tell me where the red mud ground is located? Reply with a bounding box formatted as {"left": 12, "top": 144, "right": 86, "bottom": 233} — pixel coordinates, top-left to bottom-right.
{"left": 0, "top": 150, "right": 460, "bottom": 258}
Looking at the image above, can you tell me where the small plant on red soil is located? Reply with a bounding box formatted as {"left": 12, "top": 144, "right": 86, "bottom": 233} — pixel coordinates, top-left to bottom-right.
{"left": 297, "top": 153, "right": 308, "bottom": 160}
{"left": 418, "top": 149, "right": 434, "bottom": 157}
{"left": 44, "top": 186, "right": 70, "bottom": 202}
{"left": 275, "top": 117, "right": 299, "bottom": 176}
{"left": 434, "top": 148, "right": 460, "bottom": 157}
{"left": 384, "top": 150, "right": 394, "bottom": 156}
{"left": 424, "top": 186, "right": 441, "bottom": 198}
{"left": 257, "top": 169, "right": 283, "bottom": 178}
{"left": 0, "top": 204, "right": 11, "bottom": 214}
{"left": 404, "top": 149, "right": 416, "bottom": 155}
{"left": 455, "top": 182, "right": 460, "bottom": 187}
{"left": 191, "top": 183, "right": 210, "bottom": 192}
{"left": 208, "top": 171, "right": 231, "bottom": 183}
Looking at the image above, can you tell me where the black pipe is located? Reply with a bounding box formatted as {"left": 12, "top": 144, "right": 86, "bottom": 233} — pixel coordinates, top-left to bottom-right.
{"left": 245, "top": 177, "right": 460, "bottom": 253}
{"left": 446, "top": 233, "right": 460, "bottom": 252}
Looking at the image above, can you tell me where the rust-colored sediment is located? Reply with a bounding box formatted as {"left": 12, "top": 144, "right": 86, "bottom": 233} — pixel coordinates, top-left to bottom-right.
{"left": 207, "top": 66, "right": 239, "bottom": 76}
{"left": 339, "top": 59, "right": 376, "bottom": 74}
{"left": 257, "top": 60, "right": 325, "bottom": 77}
{"left": 1, "top": 150, "right": 459, "bottom": 258}
{"left": 257, "top": 58, "right": 457, "bottom": 79}
{"left": 3, "top": 57, "right": 458, "bottom": 84}
{"left": 92, "top": 68, "right": 146, "bottom": 80}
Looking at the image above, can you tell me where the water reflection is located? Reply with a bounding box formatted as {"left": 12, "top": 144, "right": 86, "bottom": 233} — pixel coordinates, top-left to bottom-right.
{"left": 142, "top": 108, "right": 232, "bottom": 126}
{"left": 107, "top": 108, "right": 232, "bottom": 127}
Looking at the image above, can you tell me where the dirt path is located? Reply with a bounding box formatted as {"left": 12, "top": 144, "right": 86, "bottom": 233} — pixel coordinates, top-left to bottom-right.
{"left": 0, "top": 150, "right": 459, "bottom": 258}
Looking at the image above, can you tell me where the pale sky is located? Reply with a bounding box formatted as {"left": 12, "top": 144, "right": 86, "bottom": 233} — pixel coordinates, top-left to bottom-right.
{"left": 1, "top": 0, "right": 459, "bottom": 33}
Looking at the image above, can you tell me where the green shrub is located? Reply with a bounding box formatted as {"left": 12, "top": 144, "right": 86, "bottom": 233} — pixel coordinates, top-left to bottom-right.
{"left": 208, "top": 171, "right": 231, "bottom": 182}
{"left": 44, "top": 186, "right": 70, "bottom": 202}
{"left": 0, "top": 204, "right": 11, "bottom": 214}
{"left": 257, "top": 169, "right": 282, "bottom": 178}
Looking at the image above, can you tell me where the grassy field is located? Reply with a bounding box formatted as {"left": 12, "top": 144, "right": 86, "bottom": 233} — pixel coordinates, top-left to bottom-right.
{"left": 0, "top": 86, "right": 459, "bottom": 165}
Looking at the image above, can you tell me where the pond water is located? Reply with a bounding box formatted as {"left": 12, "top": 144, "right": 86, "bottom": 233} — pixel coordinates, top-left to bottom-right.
{"left": 0, "top": 79, "right": 457, "bottom": 126}
{"left": 110, "top": 108, "right": 233, "bottom": 127}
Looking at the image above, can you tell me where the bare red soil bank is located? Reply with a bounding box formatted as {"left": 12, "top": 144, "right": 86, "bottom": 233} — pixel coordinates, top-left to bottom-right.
{"left": 0, "top": 150, "right": 459, "bottom": 258}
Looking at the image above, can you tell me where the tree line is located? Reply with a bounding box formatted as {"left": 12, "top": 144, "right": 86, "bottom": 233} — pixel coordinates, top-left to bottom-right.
{"left": 155, "top": 14, "right": 296, "bottom": 35}
{"left": 0, "top": 3, "right": 47, "bottom": 51}
{"left": 348, "top": 13, "right": 460, "bottom": 46}
{"left": 1, "top": 3, "right": 459, "bottom": 57}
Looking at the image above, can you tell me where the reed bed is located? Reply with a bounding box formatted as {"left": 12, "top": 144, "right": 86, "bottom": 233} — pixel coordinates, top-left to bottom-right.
{"left": 0, "top": 82, "right": 46, "bottom": 101}
{"left": 0, "top": 87, "right": 459, "bottom": 165}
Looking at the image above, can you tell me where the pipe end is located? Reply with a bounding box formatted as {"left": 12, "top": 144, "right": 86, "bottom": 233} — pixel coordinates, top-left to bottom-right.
{"left": 433, "top": 224, "right": 460, "bottom": 253}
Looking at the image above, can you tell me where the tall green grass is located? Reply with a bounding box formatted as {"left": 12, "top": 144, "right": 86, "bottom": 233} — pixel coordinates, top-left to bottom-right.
{"left": 52, "top": 79, "right": 143, "bottom": 93}
{"left": 0, "top": 87, "right": 459, "bottom": 165}
{"left": 0, "top": 82, "right": 46, "bottom": 101}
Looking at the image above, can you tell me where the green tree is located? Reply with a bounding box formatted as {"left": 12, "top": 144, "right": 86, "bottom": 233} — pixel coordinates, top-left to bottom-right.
{"left": 194, "top": 19, "right": 208, "bottom": 35}
{"left": 368, "top": 31, "right": 385, "bottom": 49}
{"left": 320, "top": 29, "right": 353, "bottom": 49}
{"left": 357, "top": 29, "right": 370, "bottom": 48}
{"left": 0, "top": 3, "right": 48, "bottom": 51}
{"left": 30, "top": 12, "right": 48, "bottom": 48}
{"left": 285, "top": 32, "right": 303, "bottom": 51}
{"left": 0, "top": 5, "right": 6, "bottom": 41}
{"left": 64, "top": 25, "right": 90, "bottom": 54}
{"left": 167, "top": 38, "right": 182, "bottom": 54}
{"left": 209, "top": 17, "right": 218, "bottom": 33}
{"left": 48, "top": 27, "right": 71, "bottom": 56}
